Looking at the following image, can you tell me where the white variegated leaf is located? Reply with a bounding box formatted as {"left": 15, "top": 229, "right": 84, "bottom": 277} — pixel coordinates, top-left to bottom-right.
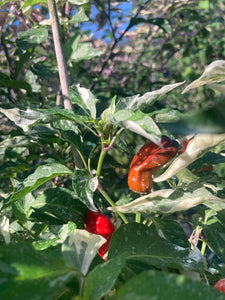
{"left": 154, "top": 133, "right": 225, "bottom": 182}
{"left": 62, "top": 229, "right": 105, "bottom": 275}
{"left": 182, "top": 60, "right": 225, "bottom": 93}
{"left": 109, "top": 186, "right": 216, "bottom": 214}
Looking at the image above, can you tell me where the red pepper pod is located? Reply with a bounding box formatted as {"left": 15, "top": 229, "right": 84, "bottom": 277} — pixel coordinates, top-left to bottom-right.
{"left": 85, "top": 210, "right": 115, "bottom": 260}
{"left": 128, "top": 135, "right": 179, "bottom": 193}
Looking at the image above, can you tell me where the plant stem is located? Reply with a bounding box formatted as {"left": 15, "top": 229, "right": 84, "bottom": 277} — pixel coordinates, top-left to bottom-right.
{"left": 96, "top": 148, "right": 107, "bottom": 178}
{"left": 96, "top": 130, "right": 129, "bottom": 224}
{"left": 135, "top": 212, "right": 141, "bottom": 223}
{"left": 47, "top": 0, "right": 73, "bottom": 110}
{"left": 201, "top": 239, "right": 207, "bottom": 256}
{"left": 98, "top": 185, "right": 129, "bottom": 224}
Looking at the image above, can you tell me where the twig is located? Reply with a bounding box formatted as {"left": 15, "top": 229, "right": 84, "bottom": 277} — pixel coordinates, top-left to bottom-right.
{"left": 47, "top": 0, "right": 73, "bottom": 110}
{"left": 91, "top": 2, "right": 149, "bottom": 90}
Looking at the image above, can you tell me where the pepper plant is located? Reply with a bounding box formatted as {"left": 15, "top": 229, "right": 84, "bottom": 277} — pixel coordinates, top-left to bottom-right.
{"left": 1, "top": 1, "right": 225, "bottom": 299}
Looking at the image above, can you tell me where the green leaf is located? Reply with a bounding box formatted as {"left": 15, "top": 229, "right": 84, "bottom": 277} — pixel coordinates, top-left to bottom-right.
{"left": 0, "top": 161, "right": 31, "bottom": 176}
{"left": 35, "top": 108, "right": 90, "bottom": 125}
{"left": 204, "top": 220, "right": 225, "bottom": 263}
{"left": 12, "top": 193, "right": 36, "bottom": 225}
{"left": 32, "top": 237, "right": 60, "bottom": 250}
{"left": 52, "top": 119, "right": 82, "bottom": 151}
{"left": 108, "top": 223, "right": 205, "bottom": 273}
{"left": 64, "top": 35, "right": 103, "bottom": 63}
{"left": 72, "top": 169, "right": 98, "bottom": 211}
{"left": 111, "top": 184, "right": 215, "bottom": 215}
{"left": 22, "top": 0, "right": 47, "bottom": 8}
{"left": 69, "top": 84, "right": 97, "bottom": 118}
{"left": 32, "top": 222, "right": 77, "bottom": 251}
{"left": 128, "top": 17, "right": 165, "bottom": 31}
{"left": 154, "top": 108, "right": 183, "bottom": 123}
{"left": 16, "top": 26, "right": 48, "bottom": 52}
{"left": 28, "top": 125, "right": 62, "bottom": 143}
{"left": 69, "top": 7, "right": 89, "bottom": 23}
{"left": 109, "top": 109, "right": 161, "bottom": 145}
{"left": 32, "top": 62, "right": 58, "bottom": 79}
{"left": 6, "top": 163, "right": 72, "bottom": 205}
{"left": 83, "top": 253, "right": 128, "bottom": 300}
{"left": 0, "top": 79, "right": 32, "bottom": 92}
{"left": 110, "top": 270, "right": 225, "bottom": 300}
{"left": 183, "top": 60, "right": 225, "bottom": 93}
{"left": 0, "top": 136, "right": 31, "bottom": 148}
{"left": 0, "top": 243, "right": 77, "bottom": 300}
{"left": 30, "top": 187, "right": 88, "bottom": 225}
{"left": 0, "top": 107, "right": 45, "bottom": 132}
{"left": 154, "top": 134, "right": 225, "bottom": 183}
{"left": 117, "top": 81, "right": 184, "bottom": 111}
{"left": 0, "top": 107, "right": 89, "bottom": 131}
{"left": 62, "top": 229, "right": 105, "bottom": 275}
{"left": 154, "top": 218, "right": 190, "bottom": 248}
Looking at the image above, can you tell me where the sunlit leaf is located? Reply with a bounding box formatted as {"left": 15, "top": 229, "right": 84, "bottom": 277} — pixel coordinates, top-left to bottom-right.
{"left": 109, "top": 110, "right": 161, "bottom": 145}
{"left": 64, "top": 35, "right": 103, "bottom": 63}
{"left": 0, "top": 107, "right": 90, "bottom": 131}
{"left": 69, "top": 84, "right": 97, "bottom": 118}
{"left": 110, "top": 184, "right": 216, "bottom": 214}
{"left": 69, "top": 7, "right": 89, "bottom": 23}
{"left": 154, "top": 134, "right": 225, "bottom": 182}
{"left": 182, "top": 60, "right": 225, "bottom": 93}
{"left": 117, "top": 81, "right": 185, "bottom": 111}
{"left": 72, "top": 169, "right": 98, "bottom": 211}
{"left": 62, "top": 229, "right": 105, "bottom": 275}
{"left": 6, "top": 163, "right": 72, "bottom": 205}
{"left": 22, "top": 0, "right": 47, "bottom": 8}
{"left": 0, "top": 107, "right": 45, "bottom": 131}
{"left": 16, "top": 26, "right": 48, "bottom": 53}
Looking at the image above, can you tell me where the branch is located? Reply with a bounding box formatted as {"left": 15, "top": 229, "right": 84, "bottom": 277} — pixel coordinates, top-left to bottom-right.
{"left": 91, "top": 2, "right": 148, "bottom": 90}
{"left": 47, "top": 0, "right": 73, "bottom": 110}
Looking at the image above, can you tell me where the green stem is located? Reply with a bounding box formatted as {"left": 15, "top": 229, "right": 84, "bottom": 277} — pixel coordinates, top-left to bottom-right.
{"left": 96, "top": 128, "right": 124, "bottom": 177}
{"left": 96, "top": 129, "right": 128, "bottom": 224}
{"left": 135, "top": 212, "right": 141, "bottom": 223}
{"left": 98, "top": 185, "right": 129, "bottom": 224}
{"left": 96, "top": 148, "right": 107, "bottom": 178}
{"left": 201, "top": 239, "right": 207, "bottom": 256}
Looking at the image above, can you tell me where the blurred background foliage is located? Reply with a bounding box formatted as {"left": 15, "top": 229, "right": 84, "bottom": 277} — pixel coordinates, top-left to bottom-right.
{"left": 1, "top": 0, "right": 225, "bottom": 109}
{"left": 0, "top": 0, "right": 225, "bottom": 197}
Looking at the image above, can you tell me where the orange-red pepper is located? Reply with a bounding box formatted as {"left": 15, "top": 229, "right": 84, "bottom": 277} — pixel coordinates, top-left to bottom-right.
{"left": 128, "top": 135, "right": 179, "bottom": 193}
